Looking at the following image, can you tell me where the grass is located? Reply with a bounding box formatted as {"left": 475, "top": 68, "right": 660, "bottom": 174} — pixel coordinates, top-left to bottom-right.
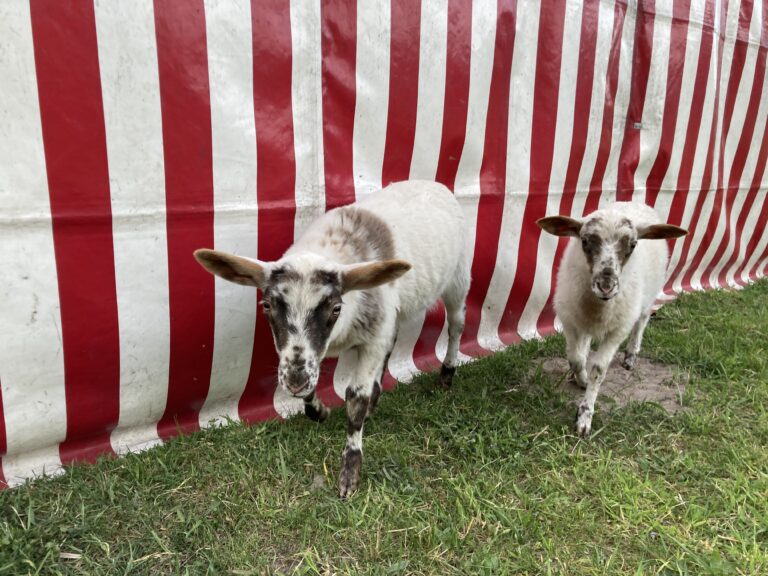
{"left": 1, "top": 280, "right": 767, "bottom": 575}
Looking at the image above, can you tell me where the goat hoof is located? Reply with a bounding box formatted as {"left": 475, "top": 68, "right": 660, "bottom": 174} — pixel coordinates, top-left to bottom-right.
{"left": 567, "top": 371, "right": 587, "bottom": 390}
{"left": 439, "top": 365, "right": 456, "bottom": 389}
{"left": 304, "top": 402, "right": 330, "bottom": 423}
{"left": 338, "top": 449, "right": 362, "bottom": 500}
{"left": 622, "top": 353, "right": 637, "bottom": 371}
{"left": 576, "top": 405, "right": 593, "bottom": 438}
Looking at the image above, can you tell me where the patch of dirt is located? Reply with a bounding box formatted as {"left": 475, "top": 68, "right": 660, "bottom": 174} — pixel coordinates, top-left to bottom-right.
{"left": 531, "top": 356, "right": 688, "bottom": 414}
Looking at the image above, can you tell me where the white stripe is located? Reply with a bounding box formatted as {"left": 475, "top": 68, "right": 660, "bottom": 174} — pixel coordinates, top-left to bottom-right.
{"left": 709, "top": 6, "right": 767, "bottom": 287}
{"left": 96, "top": 0, "right": 170, "bottom": 454}
{"left": 517, "top": 0, "right": 584, "bottom": 339}
{"left": 477, "top": 0, "right": 540, "bottom": 350}
{"left": 291, "top": 0, "right": 326, "bottom": 240}
{"left": 572, "top": 0, "right": 617, "bottom": 218}
{"left": 689, "top": 0, "right": 740, "bottom": 289}
{"left": 409, "top": 0, "right": 449, "bottom": 181}
{"left": 600, "top": 1, "right": 637, "bottom": 206}
{"left": 738, "top": 191, "right": 768, "bottom": 282}
{"left": 199, "top": 0, "right": 259, "bottom": 427}
{"left": 634, "top": 0, "right": 673, "bottom": 205}
{"left": 436, "top": 0, "right": 498, "bottom": 363}
{"left": 0, "top": 3, "right": 66, "bottom": 479}
{"left": 276, "top": 0, "right": 326, "bottom": 416}
{"left": 391, "top": 0, "right": 451, "bottom": 381}
{"left": 653, "top": 0, "right": 708, "bottom": 224}
{"left": 353, "top": 0, "right": 391, "bottom": 199}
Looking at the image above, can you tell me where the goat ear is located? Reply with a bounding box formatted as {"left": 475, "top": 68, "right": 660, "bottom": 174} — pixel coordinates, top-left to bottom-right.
{"left": 636, "top": 224, "right": 688, "bottom": 240}
{"left": 341, "top": 259, "right": 412, "bottom": 293}
{"left": 193, "top": 249, "right": 269, "bottom": 288}
{"left": 536, "top": 216, "right": 582, "bottom": 237}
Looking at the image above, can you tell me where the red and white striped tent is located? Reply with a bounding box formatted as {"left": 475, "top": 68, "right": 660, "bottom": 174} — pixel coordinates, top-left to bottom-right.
{"left": 1, "top": 0, "right": 767, "bottom": 487}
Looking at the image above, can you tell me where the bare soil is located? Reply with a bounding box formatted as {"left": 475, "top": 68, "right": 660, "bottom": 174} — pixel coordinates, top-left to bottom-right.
{"left": 532, "top": 356, "right": 688, "bottom": 414}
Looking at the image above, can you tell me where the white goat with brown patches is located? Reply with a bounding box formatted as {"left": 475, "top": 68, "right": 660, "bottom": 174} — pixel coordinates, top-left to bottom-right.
{"left": 195, "top": 180, "right": 471, "bottom": 498}
{"left": 537, "top": 202, "right": 687, "bottom": 437}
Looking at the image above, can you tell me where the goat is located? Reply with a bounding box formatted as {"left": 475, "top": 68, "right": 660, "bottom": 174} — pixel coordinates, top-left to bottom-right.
{"left": 194, "top": 180, "right": 471, "bottom": 497}
{"left": 537, "top": 202, "right": 687, "bottom": 437}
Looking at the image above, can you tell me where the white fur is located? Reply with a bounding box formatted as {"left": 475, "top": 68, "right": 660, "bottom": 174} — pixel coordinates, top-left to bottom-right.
{"left": 551, "top": 202, "right": 675, "bottom": 437}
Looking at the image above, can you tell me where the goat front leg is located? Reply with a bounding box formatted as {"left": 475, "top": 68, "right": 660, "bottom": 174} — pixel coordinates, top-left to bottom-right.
{"left": 564, "top": 325, "right": 591, "bottom": 390}
{"left": 576, "top": 329, "right": 626, "bottom": 437}
{"left": 303, "top": 392, "right": 330, "bottom": 423}
{"left": 339, "top": 343, "right": 388, "bottom": 499}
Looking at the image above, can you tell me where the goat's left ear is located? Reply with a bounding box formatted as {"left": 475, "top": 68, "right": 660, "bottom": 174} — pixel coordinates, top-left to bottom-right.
{"left": 636, "top": 224, "right": 688, "bottom": 240}
{"left": 341, "top": 259, "right": 412, "bottom": 293}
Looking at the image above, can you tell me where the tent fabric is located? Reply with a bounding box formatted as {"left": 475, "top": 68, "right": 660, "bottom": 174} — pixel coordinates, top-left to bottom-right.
{"left": 0, "top": 0, "right": 767, "bottom": 486}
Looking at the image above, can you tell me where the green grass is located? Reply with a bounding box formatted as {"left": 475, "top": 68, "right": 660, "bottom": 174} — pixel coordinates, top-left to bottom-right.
{"left": 1, "top": 281, "right": 767, "bottom": 575}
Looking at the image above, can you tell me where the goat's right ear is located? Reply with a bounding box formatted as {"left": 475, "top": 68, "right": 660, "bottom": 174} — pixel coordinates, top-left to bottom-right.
{"left": 193, "top": 249, "right": 269, "bottom": 288}
{"left": 536, "top": 216, "right": 583, "bottom": 237}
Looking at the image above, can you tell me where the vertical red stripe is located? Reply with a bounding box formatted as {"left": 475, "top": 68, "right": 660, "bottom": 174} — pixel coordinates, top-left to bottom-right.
{"left": 154, "top": 0, "right": 216, "bottom": 439}
{"left": 434, "top": 0, "right": 473, "bottom": 191}
{"left": 616, "top": 0, "right": 656, "bottom": 202}
{"left": 681, "top": 0, "right": 750, "bottom": 290}
{"left": 663, "top": 0, "right": 717, "bottom": 293}
{"left": 669, "top": 0, "right": 729, "bottom": 292}
{"left": 584, "top": 2, "right": 629, "bottom": 215}
{"left": 321, "top": 1, "right": 357, "bottom": 209}
{"left": 30, "top": 1, "right": 120, "bottom": 463}
{"left": 238, "top": 0, "right": 296, "bottom": 423}
{"left": 728, "top": 119, "right": 768, "bottom": 286}
{"left": 382, "top": 0, "right": 422, "bottom": 186}
{"left": 498, "top": 0, "right": 567, "bottom": 344}
{"left": 536, "top": 0, "right": 600, "bottom": 335}
{"left": 664, "top": 0, "right": 716, "bottom": 225}
{"left": 460, "top": 0, "right": 517, "bottom": 356}
{"left": 379, "top": 0, "right": 444, "bottom": 372}
{"left": 711, "top": 2, "right": 768, "bottom": 287}
{"left": 645, "top": 0, "right": 693, "bottom": 207}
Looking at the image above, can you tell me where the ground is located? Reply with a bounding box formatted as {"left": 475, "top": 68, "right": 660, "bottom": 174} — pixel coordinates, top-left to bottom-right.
{"left": 0, "top": 280, "right": 766, "bottom": 575}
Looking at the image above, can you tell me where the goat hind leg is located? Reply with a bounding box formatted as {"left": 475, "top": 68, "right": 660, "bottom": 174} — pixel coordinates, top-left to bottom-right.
{"left": 439, "top": 282, "right": 468, "bottom": 388}
{"left": 622, "top": 310, "right": 651, "bottom": 370}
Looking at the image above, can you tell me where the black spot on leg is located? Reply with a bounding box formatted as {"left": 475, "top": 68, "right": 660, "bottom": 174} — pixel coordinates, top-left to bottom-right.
{"left": 304, "top": 393, "right": 329, "bottom": 423}
{"left": 345, "top": 387, "right": 369, "bottom": 435}
{"left": 339, "top": 447, "right": 363, "bottom": 499}
{"left": 439, "top": 365, "right": 456, "bottom": 388}
{"left": 367, "top": 381, "right": 382, "bottom": 416}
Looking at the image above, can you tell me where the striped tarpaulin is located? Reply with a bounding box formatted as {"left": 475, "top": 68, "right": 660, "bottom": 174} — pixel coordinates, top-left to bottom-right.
{"left": 1, "top": 0, "right": 767, "bottom": 487}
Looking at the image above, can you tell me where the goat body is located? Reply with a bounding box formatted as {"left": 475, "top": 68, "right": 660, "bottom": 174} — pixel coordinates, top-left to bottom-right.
{"left": 538, "top": 202, "right": 687, "bottom": 437}
{"left": 195, "top": 180, "right": 471, "bottom": 497}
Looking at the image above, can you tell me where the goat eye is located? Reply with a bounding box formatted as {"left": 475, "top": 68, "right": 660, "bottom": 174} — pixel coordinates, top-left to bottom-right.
{"left": 331, "top": 303, "right": 342, "bottom": 317}
{"left": 629, "top": 240, "right": 637, "bottom": 251}
{"left": 581, "top": 238, "right": 588, "bottom": 249}
{"left": 262, "top": 301, "right": 271, "bottom": 313}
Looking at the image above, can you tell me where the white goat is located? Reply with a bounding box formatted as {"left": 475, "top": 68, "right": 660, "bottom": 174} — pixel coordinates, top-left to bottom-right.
{"left": 537, "top": 202, "right": 687, "bottom": 437}
{"left": 195, "top": 180, "right": 471, "bottom": 498}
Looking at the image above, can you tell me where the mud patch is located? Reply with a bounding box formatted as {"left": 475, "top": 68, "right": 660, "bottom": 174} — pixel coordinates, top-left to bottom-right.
{"left": 530, "top": 356, "right": 688, "bottom": 414}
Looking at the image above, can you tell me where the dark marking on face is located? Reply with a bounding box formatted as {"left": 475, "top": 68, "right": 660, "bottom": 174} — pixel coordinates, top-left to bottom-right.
{"left": 269, "top": 266, "right": 300, "bottom": 283}
{"left": 579, "top": 232, "right": 603, "bottom": 268}
{"left": 618, "top": 233, "right": 638, "bottom": 265}
{"left": 352, "top": 291, "right": 382, "bottom": 338}
{"left": 305, "top": 288, "right": 343, "bottom": 354}
{"left": 345, "top": 387, "right": 369, "bottom": 435}
{"left": 311, "top": 269, "right": 340, "bottom": 287}
{"left": 263, "top": 291, "right": 290, "bottom": 349}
